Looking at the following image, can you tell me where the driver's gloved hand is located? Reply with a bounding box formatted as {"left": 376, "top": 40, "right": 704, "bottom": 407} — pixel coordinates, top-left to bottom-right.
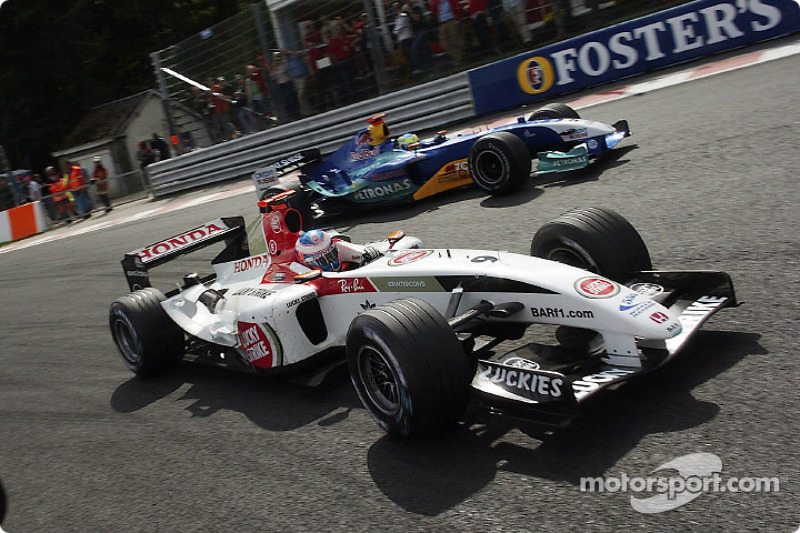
{"left": 362, "top": 246, "right": 381, "bottom": 263}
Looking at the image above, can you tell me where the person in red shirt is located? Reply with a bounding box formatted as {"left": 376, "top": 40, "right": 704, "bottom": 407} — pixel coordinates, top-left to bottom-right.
{"left": 327, "top": 21, "right": 356, "bottom": 103}
{"left": 305, "top": 21, "right": 337, "bottom": 111}
{"left": 91, "top": 156, "right": 112, "bottom": 212}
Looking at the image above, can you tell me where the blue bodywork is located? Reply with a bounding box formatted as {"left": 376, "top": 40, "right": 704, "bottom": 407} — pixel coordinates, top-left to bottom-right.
{"left": 298, "top": 116, "right": 629, "bottom": 206}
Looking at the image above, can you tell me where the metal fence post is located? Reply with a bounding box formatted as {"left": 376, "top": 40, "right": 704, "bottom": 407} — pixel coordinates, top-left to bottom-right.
{"left": 254, "top": 2, "right": 272, "bottom": 58}
{"left": 363, "top": 0, "right": 388, "bottom": 95}
{"left": 151, "top": 50, "right": 178, "bottom": 167}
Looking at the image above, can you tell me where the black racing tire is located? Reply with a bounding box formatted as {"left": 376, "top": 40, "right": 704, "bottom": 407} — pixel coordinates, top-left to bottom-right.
{"left": 346, "top": 298, "right": 472, "bottom": 439}
{"left": 468, "top": 131, "right": 531, "bottom": 195}
{"left": 528, "top": 102, "right": 581, "bottom": 122}
{"left": 530, "top": 207, "right": 652, "bottom": 282}
{"left": 109, "top": 288, "right": 185, "bottom": 378}
{"left": 0, "top": 475, "right": 5, "bottom": 525}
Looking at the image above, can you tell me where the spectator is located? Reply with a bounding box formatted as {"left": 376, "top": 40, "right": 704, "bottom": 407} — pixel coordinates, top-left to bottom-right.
{"left": 393, "top": 4, "right": 415, "bottom": 74}
{"left": 211, "top": 76, "right": 235, "bottom": 141}
{"left": 503, "top": 0, "right": 530, "bottom": 44}
{"left": 246, "top": 63, "right": 272, "bottom": 128}
{"left": 39, "top": 168, "right": 58, "bottom": 221}
{"left": 136, "top": 142, "right": 155, "bottom": 169}
{"left": 271, "top": 51, "right": 300, "bottom": 122}
{"left": 305, "top": 20, "right": 336, "bottom": 112}
{"left": 68, "top": 160, "right": 93, "bottom": 219}
{"left": 327, "top": 21, "right": 357, "bottom": 103}
{"left": 466, "top": 0, "right": 493, "bottom": 60}
{"left": 409, "top": 5, "right": 434, "bottom": 73}
{"left": 0, "top": 176, "right": 14, "bottom": 211}
{"left": 151, "top": 133, "right": 171, "bottom": 161}
{"left": 26, "top": 174, "right": 42, "bottom": 203}
{"left": 50, "top": 167, "right": 78, "bottom": 223}
{"left": 551, "top": 0, "right": 569, "bottom": 40}
{"left": 320, "top": 15, "right": 336, "bottom": 43}
{"left": 351, "top": 12, "right": 373, "bottom": 80}
{"left": 432, "top": 0, "right": 464, "bottom": 63}
{"left": 91, "top": 156, "right": 112, "bottom": 213}
{"left": 286, "top": 48, "right": 311, "bottom": 118}
{"left": 232, "top": 74, "right": 257, "bottom": 134}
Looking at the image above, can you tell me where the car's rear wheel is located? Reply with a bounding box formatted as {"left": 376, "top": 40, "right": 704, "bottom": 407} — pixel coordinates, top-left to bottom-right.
{"left": 530, "top": 207, "right": 651, "bottom": 283}
{"left": 347, "top": 298, "right": 471, "bottom": 439}
{"left": 528, "top": 103, "right": 581, "bottom": 121}
{"left": 109, "top": 288, "right": 185, "bottom": 378}
{"left": 468, "top": 131, "right": 531, "bottom": 195}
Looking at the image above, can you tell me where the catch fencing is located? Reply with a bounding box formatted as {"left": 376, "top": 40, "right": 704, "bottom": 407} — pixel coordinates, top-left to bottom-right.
{"left": 148, "top": 0, "right": 692, "bottom": 196}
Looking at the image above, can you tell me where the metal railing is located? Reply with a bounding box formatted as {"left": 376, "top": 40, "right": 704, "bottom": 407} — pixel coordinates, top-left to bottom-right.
{"left": 147, "top": 71, "right": 473, "bottom": 197}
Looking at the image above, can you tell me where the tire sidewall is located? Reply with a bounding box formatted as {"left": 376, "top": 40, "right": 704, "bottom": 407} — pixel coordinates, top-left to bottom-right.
{"left": 348, "top": 322, "right": 414, "bottom": 437}
{"left": 471, "top": 140, "right": 512, "bottom": 192}
{"left": 469, "top": 133, "right": 529, "bottom": 195}
{"left": 109, "top": 301, "right": 146, "bottom": 374}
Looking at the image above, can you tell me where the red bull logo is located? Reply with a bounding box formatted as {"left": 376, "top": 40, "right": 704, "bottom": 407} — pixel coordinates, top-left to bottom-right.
{"left": 355, "top": 130, "right": 374, "bottom": 148}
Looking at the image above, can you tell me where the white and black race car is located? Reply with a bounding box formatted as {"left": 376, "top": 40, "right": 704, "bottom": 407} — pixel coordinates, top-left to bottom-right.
{"left": 110, "top": 191, "right": 737, "bottom": 438}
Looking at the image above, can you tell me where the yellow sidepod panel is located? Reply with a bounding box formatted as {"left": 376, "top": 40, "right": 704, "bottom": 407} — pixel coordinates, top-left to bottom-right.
{"left": 412, "top": 158, "right": 474, "bottom": 201}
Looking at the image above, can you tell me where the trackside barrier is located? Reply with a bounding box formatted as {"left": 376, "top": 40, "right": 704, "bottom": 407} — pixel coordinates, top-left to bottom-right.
{"left": 468, "top": 0, "right": 800, "bottom": 115}
{"left": 0, "top": 202, "right": 51, "bottom": 243}
{"left": 147, "top": 73, "right": 474, "bottom": 197}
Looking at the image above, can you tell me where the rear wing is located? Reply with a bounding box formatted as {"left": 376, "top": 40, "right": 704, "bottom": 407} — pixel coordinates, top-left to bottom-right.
{"left": 252, "top": 149, "right": 322, "bottom": 200}
{"left": 120, "top": 216, "right": 247, "bottom": 292}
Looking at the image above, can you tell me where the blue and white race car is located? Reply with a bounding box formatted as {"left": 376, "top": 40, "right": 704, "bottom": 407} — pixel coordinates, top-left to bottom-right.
{"left": 252, "top": 104, "right": 630, "bottom": 216}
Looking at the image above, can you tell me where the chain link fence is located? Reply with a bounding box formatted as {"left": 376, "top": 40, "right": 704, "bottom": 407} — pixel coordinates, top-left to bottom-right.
{"left": 152, "top": 0, "right": 691, "bottom": 152}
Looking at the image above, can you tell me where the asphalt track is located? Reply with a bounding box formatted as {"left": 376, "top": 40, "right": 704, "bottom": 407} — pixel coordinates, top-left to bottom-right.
{"left": 1, "top": 39, "right": 798, "bottom": 532}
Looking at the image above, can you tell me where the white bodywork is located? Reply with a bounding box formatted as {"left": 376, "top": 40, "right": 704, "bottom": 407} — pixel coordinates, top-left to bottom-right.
{"left": 161, "top": 235, "right": 682, "bottom": 370}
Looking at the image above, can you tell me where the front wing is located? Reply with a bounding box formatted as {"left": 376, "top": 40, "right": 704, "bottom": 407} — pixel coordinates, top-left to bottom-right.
{"left": 470, "top": 270, "right": 737, "bottom": 425}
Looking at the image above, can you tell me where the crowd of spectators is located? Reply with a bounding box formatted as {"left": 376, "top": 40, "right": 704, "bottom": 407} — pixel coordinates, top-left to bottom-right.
{"left": 0, "top": 158, "right": 113, "bottom": 225}
{"left": 183, "top": 0, "right": 550, "bottom": 143}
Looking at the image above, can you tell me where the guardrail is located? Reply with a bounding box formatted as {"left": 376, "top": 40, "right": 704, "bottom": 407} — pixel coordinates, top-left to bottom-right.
{"left": 148, "top": 72, "right": 474, "bottom": 197}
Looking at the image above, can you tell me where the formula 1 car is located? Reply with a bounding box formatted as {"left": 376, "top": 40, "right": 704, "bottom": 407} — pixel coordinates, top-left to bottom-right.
{"left": 251, "top": 104, "right": 630, "bottom": 217}
{"left": 110, "top": 192, "right": 737, "bottom": 438}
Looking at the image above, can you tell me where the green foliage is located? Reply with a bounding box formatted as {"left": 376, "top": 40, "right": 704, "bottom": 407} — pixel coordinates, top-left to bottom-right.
{"left": 0, "top": 0, "right": 251, "bottom": 169}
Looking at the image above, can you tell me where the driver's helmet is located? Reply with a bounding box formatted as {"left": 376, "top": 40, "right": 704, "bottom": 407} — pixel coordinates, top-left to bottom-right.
{"left": 397, "top": 133, "right": 419, "bottom": 150}
{"left": 295, "top": 230, "right": 341, "bottom": 272}
{"left": 366, "top": 114, "right": 389, "bottom": 146}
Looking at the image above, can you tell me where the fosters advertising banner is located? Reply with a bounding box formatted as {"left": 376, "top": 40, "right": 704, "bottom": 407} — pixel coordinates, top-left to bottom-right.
{"left": 468, "top": 0, "right": 800, "bottom": 115}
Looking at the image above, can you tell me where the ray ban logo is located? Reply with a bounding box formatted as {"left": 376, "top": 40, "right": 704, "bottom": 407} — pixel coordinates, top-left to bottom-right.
{"left": 580, "top": 453, "right": 783, "bottom": 513}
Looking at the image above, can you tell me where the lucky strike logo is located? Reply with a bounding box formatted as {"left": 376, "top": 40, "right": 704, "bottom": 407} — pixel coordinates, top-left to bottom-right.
{"left": 517, "top": 56, "right": 555, "bottom": 95}
{"left": 388, "top": 249, "right": 434, "bottom": 266}
{"left": 575, "top": 277, "right": 620, "bottom": 299}
{"left": 236, "top": 321, "right": 275, "bottom": 368}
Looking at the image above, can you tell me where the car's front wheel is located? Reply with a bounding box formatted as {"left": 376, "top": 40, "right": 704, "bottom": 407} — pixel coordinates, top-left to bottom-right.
{"left": 530, "top": 206, "right": 652, "bottom": 282}
{"left": 528, "top": 102, "right": 581, "bottom": 122}
{"left": 346, "top": 298, "right": 471, "bottom": 439}
{"left": 468, "top": 131, "right": 531, "bottom": 195}
{"left": 109, "top": 288, "right": 185, "bottom": 378}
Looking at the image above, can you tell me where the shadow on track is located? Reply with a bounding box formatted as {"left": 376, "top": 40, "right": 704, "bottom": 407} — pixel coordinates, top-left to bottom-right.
{"left": 110, "top": 361, "right": 361, "bottom": 432}
{"left": 366, "top": 330, "right": 762, "bottom": 516}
